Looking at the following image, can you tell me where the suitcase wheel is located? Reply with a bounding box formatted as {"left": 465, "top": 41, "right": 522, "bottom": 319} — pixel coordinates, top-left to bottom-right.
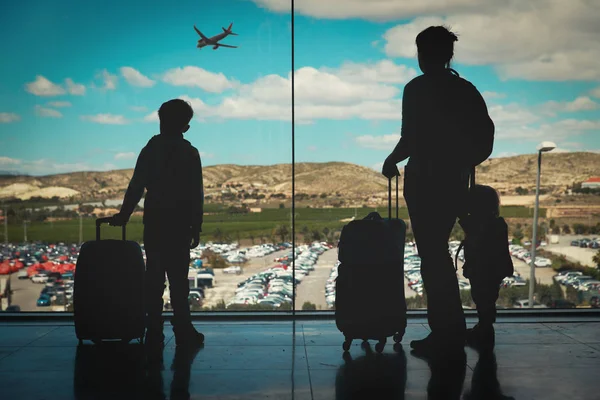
{"left": 375, "top": 339, "right": 386, "bottom": 353}
{"left": 393, "top": 333, "right": 403, "bottom": 343}
{"left": 360, "top": 340, "right": 370, "bottom": 350}
{"left": 393, "top": 342, "right": 402, "bottom": 353}
{"left": 342, "top": 339, "right": 352, "bottom": 352}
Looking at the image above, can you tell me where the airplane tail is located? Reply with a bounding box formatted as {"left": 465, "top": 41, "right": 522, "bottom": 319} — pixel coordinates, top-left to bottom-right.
{"left": 223, "top": 22, "right": 238, "bottom": 36}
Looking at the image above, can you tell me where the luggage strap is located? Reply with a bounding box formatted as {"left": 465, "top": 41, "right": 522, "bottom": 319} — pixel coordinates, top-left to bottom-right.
{"left": 454, "top": 240, "right": 465, "bottom": 272}
{"left": 387, "top": 175, "right": 399, "bottom": 220}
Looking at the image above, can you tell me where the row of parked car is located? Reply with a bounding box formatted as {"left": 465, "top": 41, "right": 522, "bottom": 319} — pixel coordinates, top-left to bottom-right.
{"left": 227, "top": 242, "right": 331, "bottom": 308}
{"left": 508, "top": 244, "right": 552, "bottom": 267}
{"left": 571, "top": 238, "right": 600, "bottom": 249}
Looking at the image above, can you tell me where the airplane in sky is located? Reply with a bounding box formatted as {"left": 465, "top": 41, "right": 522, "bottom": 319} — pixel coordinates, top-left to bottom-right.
{"left": 194, "top": 23, "right": 238, "bottom": 50}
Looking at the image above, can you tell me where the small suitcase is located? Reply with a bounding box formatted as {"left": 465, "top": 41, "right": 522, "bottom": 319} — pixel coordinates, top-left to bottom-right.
{"left": 336, "top": 175, "right": 407, "bottom": 353}
{"left": 74, "top": 217, "right": 145, "bottom": 344}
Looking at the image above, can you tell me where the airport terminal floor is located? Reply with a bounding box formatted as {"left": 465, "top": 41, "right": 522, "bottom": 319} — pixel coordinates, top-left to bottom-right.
{"left": 0, "top": 316, "right": 599, "bottom": 399}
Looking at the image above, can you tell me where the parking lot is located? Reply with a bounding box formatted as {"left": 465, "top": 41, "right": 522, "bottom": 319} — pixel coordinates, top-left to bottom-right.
{"left": 544, "top": 235, "right": 598, "bottom": 268}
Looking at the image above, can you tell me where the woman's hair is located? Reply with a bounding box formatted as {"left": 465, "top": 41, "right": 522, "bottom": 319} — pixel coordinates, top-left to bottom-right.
{"left": 469, "top": 184, "right": 500, "bottom": 218}
{"left": 416, "top": 25, "right": 459, "bottom": 68}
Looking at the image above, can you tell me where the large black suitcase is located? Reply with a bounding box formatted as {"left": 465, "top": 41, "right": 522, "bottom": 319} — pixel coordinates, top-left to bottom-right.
{"left": 336, "top": 176, "right": 407, "bottom": 353}
{"left": 74, "top": 217, "right": 145, "bottom": 344}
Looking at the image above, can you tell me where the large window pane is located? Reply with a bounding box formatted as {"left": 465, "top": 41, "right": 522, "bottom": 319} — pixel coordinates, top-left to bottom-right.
{"left": 291, "top": 2, "right": 600, "bottom": 312}
{"left": 0, "top": 0, "right": 293, "bottom": 312}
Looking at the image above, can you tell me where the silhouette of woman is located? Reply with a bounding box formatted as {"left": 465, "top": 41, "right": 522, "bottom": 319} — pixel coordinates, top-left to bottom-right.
{"left": 382, "top": 26, "right": 494, "bottom": 356}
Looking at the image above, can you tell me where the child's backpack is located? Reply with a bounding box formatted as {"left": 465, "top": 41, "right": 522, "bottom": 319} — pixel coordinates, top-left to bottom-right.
{"left": 455, "top": 170, "right": 514, "bottom": 281}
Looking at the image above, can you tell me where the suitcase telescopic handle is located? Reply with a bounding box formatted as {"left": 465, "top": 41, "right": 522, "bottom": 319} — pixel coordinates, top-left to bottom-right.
{"left": 95, "top": 217, "right": 126, "bottom": 241}
{"left": 388, "top": 174, "right": 399, "bottom": 220}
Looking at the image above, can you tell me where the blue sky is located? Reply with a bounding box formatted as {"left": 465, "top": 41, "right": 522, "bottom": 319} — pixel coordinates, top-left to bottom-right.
{"left": 1, "top": 0, "right": 599, "bottom": 175}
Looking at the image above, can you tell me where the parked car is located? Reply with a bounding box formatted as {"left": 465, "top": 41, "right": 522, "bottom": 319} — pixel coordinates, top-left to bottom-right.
{"left": 223, "top": 266, "right": 243, "bottom": 275}
{"left": 571, "top": 240, "right": 581, "bottom": 247}
{"left": 36, "top": 294, "right": 52, "bottom": 307}
{"left": 534, "top": 257, "right": 552, "bottom": 268}
{"left": 31, "top": 274, "right": 49, "bottom": 284}
{"left": 17, "top": 270, "right": 29, "bottom": 279}
{"left": 513, "top": 300, "right": 547, "bottom": 308}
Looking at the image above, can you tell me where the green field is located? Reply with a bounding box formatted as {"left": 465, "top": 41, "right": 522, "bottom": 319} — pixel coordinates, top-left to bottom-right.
{"left": 1, "top": 205, "right": 543, "bottom": 244}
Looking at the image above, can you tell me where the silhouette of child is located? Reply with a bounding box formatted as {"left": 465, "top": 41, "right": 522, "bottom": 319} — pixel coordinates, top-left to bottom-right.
{"left": 111, "top": 99, "right": 204, "bottom": 348}
{"left": 459, "top": 184, "right": 513, "bottom": 350}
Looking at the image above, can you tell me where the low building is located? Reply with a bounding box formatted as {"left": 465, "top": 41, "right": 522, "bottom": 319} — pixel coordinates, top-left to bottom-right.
{"left": 582, "top": 177, "right": 600, "bottom": 189}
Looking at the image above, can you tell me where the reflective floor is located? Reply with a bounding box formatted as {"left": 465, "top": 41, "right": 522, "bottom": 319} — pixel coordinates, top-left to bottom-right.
{"left": 0, "top": 318, "right": 599, "bottom": 399}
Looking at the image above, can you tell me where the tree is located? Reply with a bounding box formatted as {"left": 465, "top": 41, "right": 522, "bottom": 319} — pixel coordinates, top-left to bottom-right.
{"left": 513, "top": 228, "right": 524, "bottom": 244}
{"left": 279, "top": 203, "right": 285, "bottom": 209}
{"left": 212, "top": 228, "right": 224, "bottom": 243}
{"left": 274, "top": 225, "right": 289, "bottom": 243}
{"left": 593, "top": 250, "right": 600, "bottom": 268}
{"left": 310, "top": 230, "right": 322, "bottom": 242}
{"left": 249, "top": 233, "right": 255, "bottom": 245}
{"left": 552, "top": 226, "right": 561, "bottom": 234}
{"left": 563, "top": 224, "right": 571, "bottom": 234}
{"left": 302, "top": 302, "right": 317, "bottom": 311}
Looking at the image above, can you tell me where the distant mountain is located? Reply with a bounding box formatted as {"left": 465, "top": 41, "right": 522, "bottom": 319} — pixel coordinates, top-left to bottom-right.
{"left": 0, "top": 153, "right": 599, "bottom": 202}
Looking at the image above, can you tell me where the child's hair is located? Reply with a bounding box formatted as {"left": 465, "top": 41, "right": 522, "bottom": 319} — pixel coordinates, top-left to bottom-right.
{"left": 158, "top": 99, "right": 194, "bottom": 132}
{"left": 469, "top": 184, "right": 500, "bottom": 217}
{"left": 416, "top": 25, "right": 459, "bottom": 68}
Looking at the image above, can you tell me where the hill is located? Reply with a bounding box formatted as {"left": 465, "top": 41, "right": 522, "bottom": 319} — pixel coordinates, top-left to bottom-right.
{"left": 0, "top": 153, "right": 599, "bottom": 204}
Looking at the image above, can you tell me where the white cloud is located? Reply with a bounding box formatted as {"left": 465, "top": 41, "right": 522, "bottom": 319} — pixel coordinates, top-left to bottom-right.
{"left": 25, "top": 75, "right": 66, "bottom": 96}
{"left": 182, "top": 63, "right": 406, "bottom": 122}
{"left": 371, "top": 162, "right": 384, "bottom": 172}
{"left": 307, "top": 146, "right": 318, "bottom": 152}
{"left": 0, "top": 157, "right": 21, "bottom": 165}
{"left": 495, "top": 119, "right": 600, "bottom": 141}
{"left": 65, "top": 78, "right": 86, "bottom": 95}
{"left": 95, "top": 69, "right": 118, "bottom": 90}
{"left": 48, "top": 101, "right": 72, "bottom": 107}
{"left": 120, "top": 67, "right": 155, "bottom": 87}
{"left": 355, "top": 134, "right": 401, "bottom": 150}
{"left": 0, "top": 113, "right": 20, "bottom": 123}
{"left": 323, "top": 60, "right": 418, "bottom": 84}
{"left": 0, "top": 157, "right": 101, "bottom": 175}
{"left": 130, "top": 106, "right": 148, "bottom": 112}
{"left": 540, "top": 96, "right": 599, "bottom": 115}
{"left": 35, "top": 105, "right": 62, "bottom": 118}
{"left": 162, "top": 66, "right": 237, "bottom": 93}
{"left": 143, "top": 111, "right": 159, "bottom": 122}
{"left": 495, "top": 152, "right": 518, "bottom": 158}
{"left": 381, "top": 2, "right": 600, "bottom": 81}
{"left": 114, "top": 152, "right": 136, "bottom": 160}
{"left": 488, "top": 103, "right": 540, "bottom": 127}
{"left": 482, "top": 91, "right": 505, "bottom": 100}
{"left": 81, "top": 114, "right": 129, "bottom": 124}
{"left": 252, "top": 0, "right": 485, "bottom": 21}
{"left": 199, "top": 152, "right": 214, "bottom": 159}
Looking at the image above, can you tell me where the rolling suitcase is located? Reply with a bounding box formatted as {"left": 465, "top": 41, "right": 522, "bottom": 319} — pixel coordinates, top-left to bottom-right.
{"left": 336, "top": 175, "right": 407, "bottom": 353}
{"left": 74, "top": 217, "right": 145, "bottom": 344}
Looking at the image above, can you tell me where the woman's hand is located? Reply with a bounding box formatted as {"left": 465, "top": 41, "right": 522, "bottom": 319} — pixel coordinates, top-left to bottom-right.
{"left": 382, "top": 156, "right": 400, "bottom": 179}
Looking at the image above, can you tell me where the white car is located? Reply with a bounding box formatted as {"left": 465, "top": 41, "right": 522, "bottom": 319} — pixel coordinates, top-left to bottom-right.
{"left": 31, "top": 274, "right": 49, "bottom": 283}
{"left": 223, "top": 266, "right": 243, "bottom": 275}
{"left": 534, "top": 257, "right": 552, "bottom": 268}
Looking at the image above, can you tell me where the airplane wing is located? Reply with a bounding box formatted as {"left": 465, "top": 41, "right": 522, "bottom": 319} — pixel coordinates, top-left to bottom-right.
{"left": 216, "top": 43, "right": 238, "bottom": 48}
{"left": 193, "top": 25, "right": 210, "bottom": 41}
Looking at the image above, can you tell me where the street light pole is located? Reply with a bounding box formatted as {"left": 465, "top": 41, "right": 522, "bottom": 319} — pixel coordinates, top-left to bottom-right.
{"left": 528, "top": 141, "right": 556, "bottom": 308}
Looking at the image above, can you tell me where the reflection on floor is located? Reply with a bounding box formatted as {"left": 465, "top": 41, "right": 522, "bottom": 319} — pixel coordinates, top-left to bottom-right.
{"left": 0, "top": 318, "right": 599, "bottom": 399}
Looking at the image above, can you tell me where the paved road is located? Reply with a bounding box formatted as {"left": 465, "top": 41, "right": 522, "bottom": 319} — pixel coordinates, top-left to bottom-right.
{"left": 9, "top": 272, "right": 49, "bottom": 311}
{"left": 295, "top": 249, "right": 336, "bottom": 310}
{"left": 543, "top": 234, "right": 598, "bottom": 268}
